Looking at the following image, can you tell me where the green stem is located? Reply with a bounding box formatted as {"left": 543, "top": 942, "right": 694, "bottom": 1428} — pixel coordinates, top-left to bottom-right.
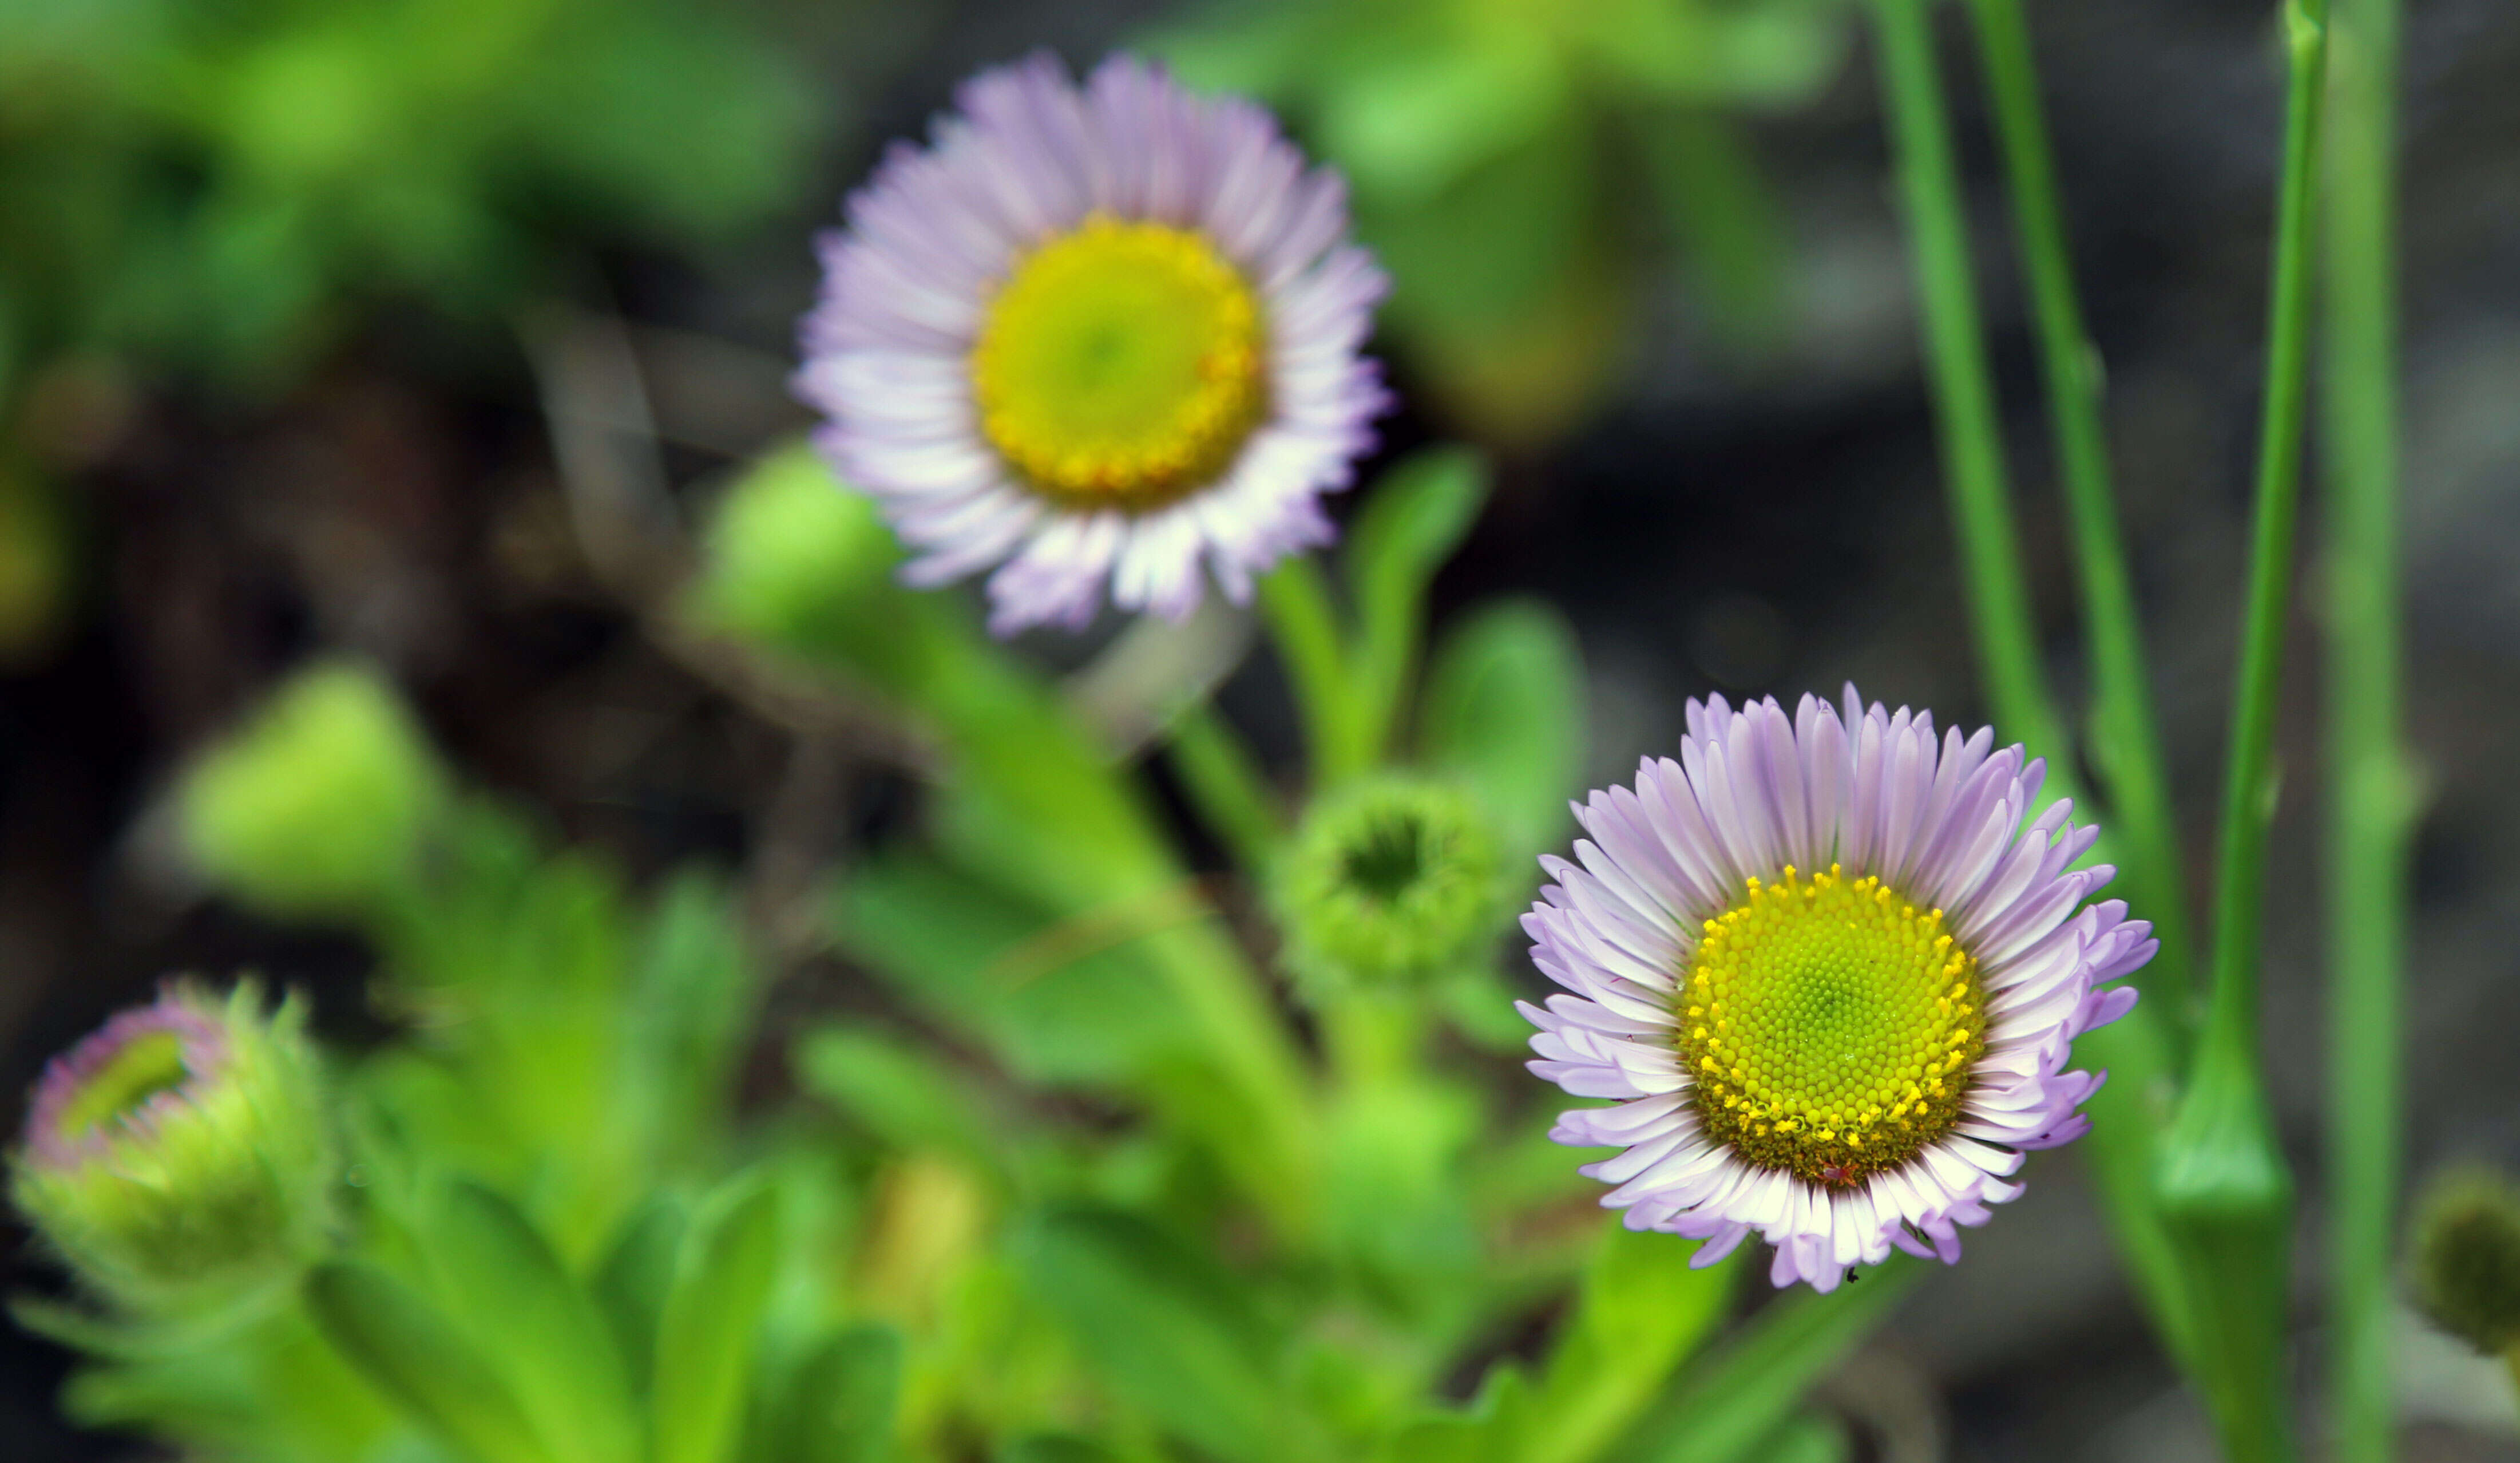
{"left": 2162, "top": 1, "right": 2328, "bottom": 1458}
{"left": 1164, "top": 703, "right": 1283, "bottom": 875}
{"left": 2321, "top": 0, "right": 2407, "bottom": 1453}
{"left": 1259, "top": 559, "right": 1368, "bottom": 787}
{"left": 1319, "top": 988, "right": 1423, "bottom": 1093}
{"left": 2208, "top": 0, "right": 2326, "bottom": 1086}
{"left": 1868, "top": 0, "right": 2195, "bottom": 1369}
{"left": 1868, "top": 0, "right": 2072, "bottom": 770}
{"left": 1964, "top": 0, "right": 2196, "bottom": 1044}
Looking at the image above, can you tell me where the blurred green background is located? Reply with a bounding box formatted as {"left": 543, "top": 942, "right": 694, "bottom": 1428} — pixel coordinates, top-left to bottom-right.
{"left": 5, "top": 0, "right": 2520, "bottom": 1458}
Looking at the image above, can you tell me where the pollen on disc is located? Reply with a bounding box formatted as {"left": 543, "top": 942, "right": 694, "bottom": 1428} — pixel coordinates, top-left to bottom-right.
{"left": 970, "top": 215, "right": 1269, "bottom": 511}
{"left": 1678, "top": 864, "right": 1987, "bottom": 1186}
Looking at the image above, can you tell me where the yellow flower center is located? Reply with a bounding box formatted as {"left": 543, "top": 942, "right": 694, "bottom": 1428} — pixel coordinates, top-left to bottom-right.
{"left": 972, "top": 215, "right": 1269, "bottom": 510}
{"left": 1680, "top": 863, "right": 1986, "bottom": 1187}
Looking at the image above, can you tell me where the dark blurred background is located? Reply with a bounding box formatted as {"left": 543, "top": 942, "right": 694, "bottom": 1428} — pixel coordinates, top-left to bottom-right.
{"left": 4, "top": 0, "right": 2519, "bottom": 1458}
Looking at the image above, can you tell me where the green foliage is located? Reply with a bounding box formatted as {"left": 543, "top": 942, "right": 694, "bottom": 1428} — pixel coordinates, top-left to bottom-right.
{"left": 19, "top": 422, "right": 1901, "bottom": 1463}
{"left": 1016, "top": 1207, "right": 1314, "bottom": 1463}
{"left": 0, "top": 458, "right": 74, "bottom": 666}
{"left": 426, "top": 1181, "right": 640, "bottom": 1463}
{"left": 0, "top": 0, "right": 826, "bottom": 390}
{"left": 1419, "top": 599, "right": 1587, "bottom": 865}
{"left": 1615, "top": 1257, "right": 1919, "bottom": 1463}
{"left": 1346, "top": 447, "right": 1491, "bottom": 761}
{"left": 1523, "top": 1230, "right": 1737, "bottom": 1463}
{"left": 754, "top": 1324, "right": 904, "bottom": 1463}
{"left": 654, "top": 1176, "right": 784, "bottom": 1463}
{"left": 306, "top": 1261, "right": 553, "bottom": 1463}
{"left": 1152, "top": 0, "right": 1847, "bottom": 442}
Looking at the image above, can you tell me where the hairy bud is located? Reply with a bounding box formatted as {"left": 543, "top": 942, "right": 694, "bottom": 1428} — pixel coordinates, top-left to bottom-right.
{"left": 1275, "top": 776, "right": 1505, "bottom": 993}
{"left": 2411, "top": 1168, "right": 2520, "bottom": 1356}
{"left": 13, "top": 982, "right": 336, "bottom": 1316}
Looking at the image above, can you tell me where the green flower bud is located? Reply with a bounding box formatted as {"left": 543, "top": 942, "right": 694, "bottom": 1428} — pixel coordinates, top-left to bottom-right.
{"left": 179, "top": 660, "right": 443, "bottom": 918}
{"left": 1276, "top": 776, "right": 1506, "bottom": 991}
{"left": 687, "top": 441, "right": 904, "bottom": 661}
{"left": 12, "top": 982, "right": 336, "bottom": 1317}
{"left": 2410, "top": 1168, "right": 2520, "bottom": 1355}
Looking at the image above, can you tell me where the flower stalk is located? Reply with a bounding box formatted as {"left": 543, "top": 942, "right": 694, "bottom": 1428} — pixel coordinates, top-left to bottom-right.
{"left": 2156, "top": 0, "right": 2330, "bottom": 1457}
{"left": 1260, "top": 558, "right": 1372, "bottom": 786}
{"left": 1867, "top": 0, "right": 2194, "bottom": 1362}
{"left": 1865, "top": 0, "right": 2070, "bottom": 772}
{"left": 1963, "top": 0, "right": 2196, "bottom": 1042}
{"left": 2320, "top": 0, "right": 2411, "bottom": 1452}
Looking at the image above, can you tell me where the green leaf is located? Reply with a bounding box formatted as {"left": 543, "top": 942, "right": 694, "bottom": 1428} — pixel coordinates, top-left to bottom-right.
{"left": 756, "top": 1324, "right": 904, "bottom": 1463}
{"left": 1367, "top": 120, "right": 1595, "bottom": 333}
{"left": 1011, "top": 1207, "right": 1309, "bottom": 1463}
{"left": 997, "top": 1438, "right": 1123, "bottom": 1463}
{"left": 1523, "top": 1225, "right": 1737, "bottom": 1463}
{"left": 653, "top": 1174, "right": 783, "bottom": 1463}
{"left": 1346, "top": 446, "right": 1492, "bottom": 763}
{"left": 1380, "top": 1366, "right": 1530, "bottom": 1463}
{"left": 425, "top": 1181, "right": 640, "bottom": 1463}
{"left": 831, "top": 854, "right": 1187, "bottom": 1086}
{"left": 593, "top": 1192, "right": 688, "bottom": 1399}
{"left": 795, "top": 1026, "right": 998, "bottom": 1165}
{"left": 1316, "top": 34, "right": 1566, "bottom": 203}
{"left": 1749, "top": 1414, "right": 1849, "bottom": 1463}
{"left": 1420, "top": 599, "right": 1587, "bottom": 861}
{"left": 627, "top": 871, "right": 762, "bottom": 1164}
{"left": 1610, "top": 1255, "right": 1920, "bottom": 1463}
{"left": 8, "top": 1297, "right": 167, "bottom": 1363}
{"left": 304, "top": 1261, "right": 551, "bottom": 1463}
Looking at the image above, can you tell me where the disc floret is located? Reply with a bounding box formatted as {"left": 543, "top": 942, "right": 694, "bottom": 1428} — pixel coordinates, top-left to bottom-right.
{"left": 1682, "top": 863, "right": 1987, "bottom": 1186}
{"left": 973, "top": 215, "right": 1269, "bottom": 510}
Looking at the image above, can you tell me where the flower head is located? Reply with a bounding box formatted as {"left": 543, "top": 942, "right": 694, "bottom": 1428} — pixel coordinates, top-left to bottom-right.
{"left": 1278, "top": 777, "right": 1505, "bottom": 991}
{"left": 1521, "top": 689, "right": 2154, "bottom": 1291}
{"left": 796, "top": 52, "right": 1389, "bottom": 635}
{"left": 13, "top": 982, "right": 335, "bottom": 1315}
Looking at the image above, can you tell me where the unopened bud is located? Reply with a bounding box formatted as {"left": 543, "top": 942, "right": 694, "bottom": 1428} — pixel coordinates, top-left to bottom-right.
{"left": 11, "top": 982, "right": 336, "bottom": 1316}
{"left": 1275, "top": 777, "right": 1505, "bottom": 992}
{"left": 687, "top": 442, "right": 903, "bottom": 659}
{"left": 179, "top": 661, "right": 442, "bottom": 918}
{"left": 2410, "top": 1168, "right": 2520, "bottom": 1355}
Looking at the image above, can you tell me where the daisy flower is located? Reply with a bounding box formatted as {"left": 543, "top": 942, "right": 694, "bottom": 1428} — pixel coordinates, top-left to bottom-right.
{"left": 795, "top": 52, "right": 1390, "bottom": 634}
{"left": 1521, "top": 689, "right": 2154, "bottom": 1291}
